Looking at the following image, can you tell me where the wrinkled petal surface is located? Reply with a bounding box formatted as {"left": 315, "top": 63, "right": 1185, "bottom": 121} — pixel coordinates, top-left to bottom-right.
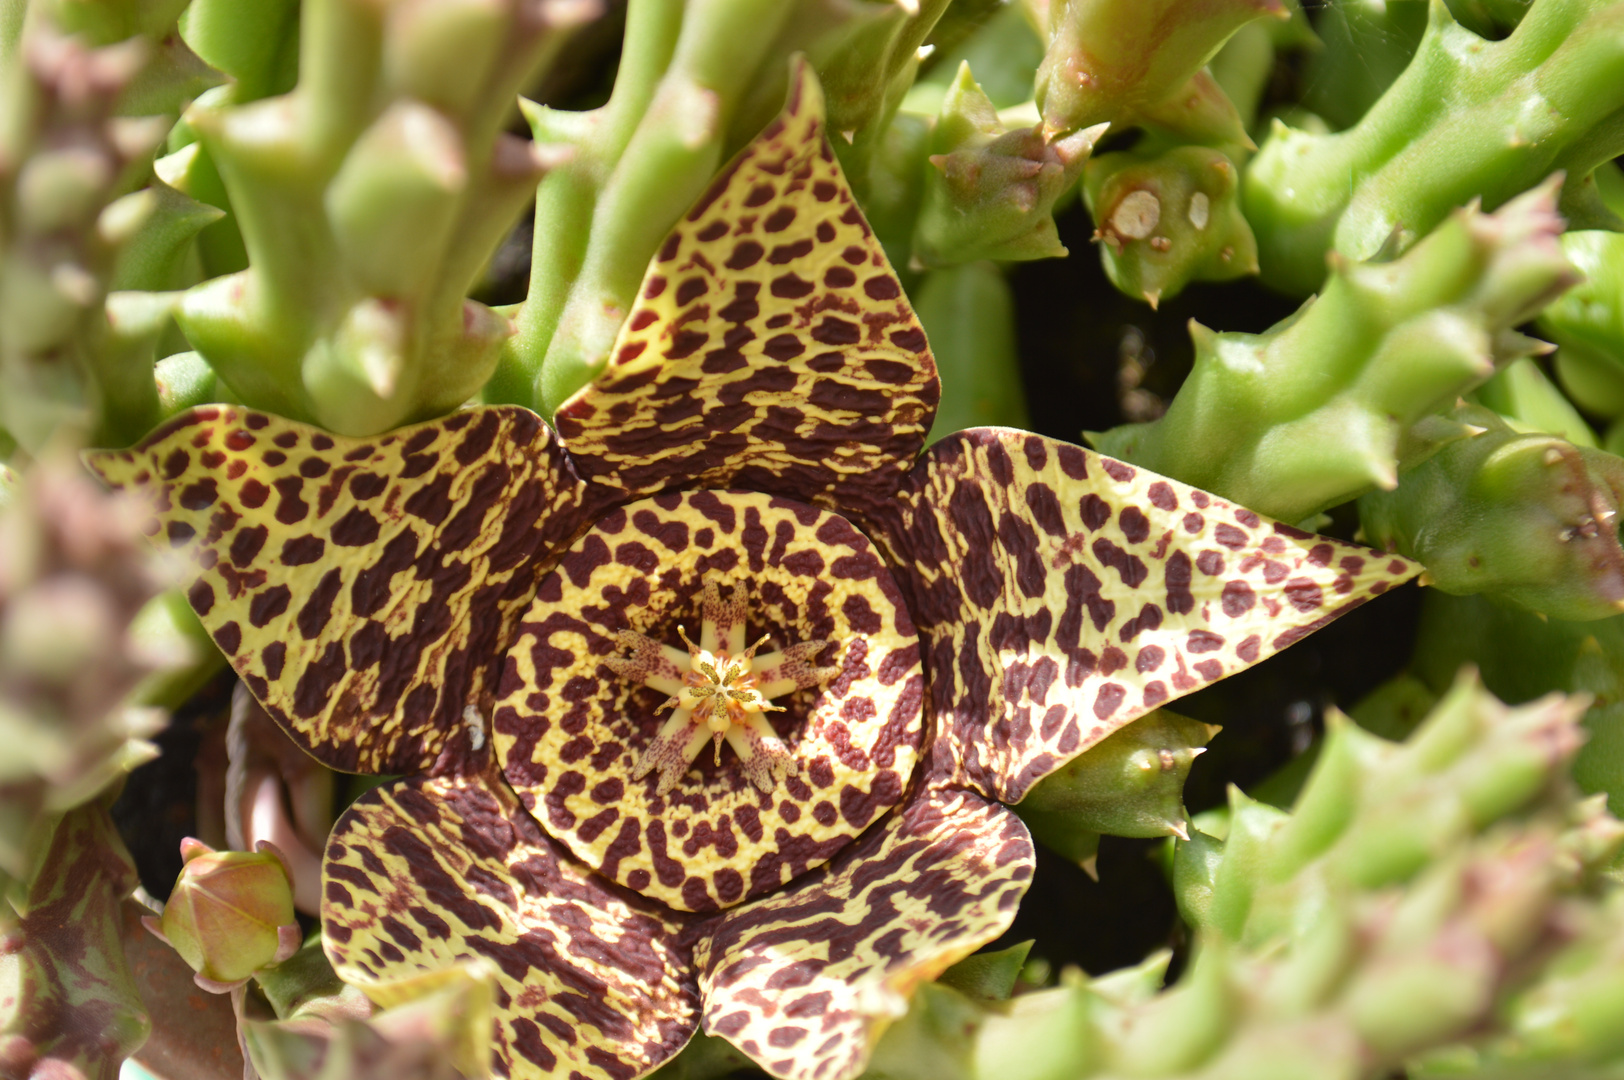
{"left": 323, "top": 772, "right": 698, "bottom": 1080}
{"left": 695, "top": 784, "right": 1033, "bottom": 1080}
{"left": 869, "top": 429, "right": 1422, "bottom": 804}
{"left": 493, "top": 490, "right": 924, "bottom": 912}
{"left": 554, "top": 60, "right": 939, "bottom": 519}
{"left": 87, "top": 405, "right": 587, "bottom": 774}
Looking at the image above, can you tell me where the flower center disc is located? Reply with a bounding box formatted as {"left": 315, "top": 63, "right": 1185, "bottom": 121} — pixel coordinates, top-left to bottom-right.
{"left": 492, "top": 490, "right": 925, "bottom": 912}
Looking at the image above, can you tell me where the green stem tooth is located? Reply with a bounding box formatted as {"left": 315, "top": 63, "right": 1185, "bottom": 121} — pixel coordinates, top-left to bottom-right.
{"left": 1093, "top": 183, "right": 1578, "bottom": 523}
{"left": 1247, "top": 0, "right": 1624, "bottom": 295}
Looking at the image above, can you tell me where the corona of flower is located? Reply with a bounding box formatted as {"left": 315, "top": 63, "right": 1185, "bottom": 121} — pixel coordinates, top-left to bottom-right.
{"left": 91, "top": 61, "right": 1419, "bottom": 1080}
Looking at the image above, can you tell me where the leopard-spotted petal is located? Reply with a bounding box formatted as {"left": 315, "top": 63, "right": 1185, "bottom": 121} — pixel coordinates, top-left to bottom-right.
{"left": 323, "top": 772, "right": 698, "bottom": 1080}
{"left": 86, "top": 405, "right": 587, "bottom": 774}
{"left": 868, "top": 428, "right": 1423, "bottom": 805}
{"left": 553, "top": 58, "right": 939, "bottom": 519}
{"left": 695, "top": 784, "right": 1033, "bottom": 1080}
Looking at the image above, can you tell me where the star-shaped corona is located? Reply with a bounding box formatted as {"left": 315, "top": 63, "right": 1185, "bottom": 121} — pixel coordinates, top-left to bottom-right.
{"left": 606, "top": 580, "right": 838, "bottom": 795}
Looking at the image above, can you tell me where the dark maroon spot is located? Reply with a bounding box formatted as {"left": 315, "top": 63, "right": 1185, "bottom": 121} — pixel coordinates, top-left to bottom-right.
{"left": 771, "top": 273, "right": 814, "bottom": 299}
{"left": 696, "top": 220, "right": 727, "bottom": 242}
{"left": 187, "top": 580, "right": 215, "bottom": 616}
{"left": 811, "top": 317, "right": 859, "bottom": 345}
{"left": 769, "top": 239, "right": 814, "bottom": 264}
{"left": 763, "top": 206, "right": 796, "bottom": 232}
{"left": 764, "top": 334, "right": 804, "bottom": 361}
{"left": 263, "top": 641, "right": 286, "bottom": 680}
{"left": 1221, "top": 580, "right": 1256, "bottom": 617}
{"left": 1183, "top": 512, "right": 1205, "bottom": 533}
{"left": 1102, "top": 459, "right": 1136, "bottom": 483}
{"left": 299, "top": 457, "right": 329, "bottom": 479}
{"left": 1148, "top": 482, "right": 1177, "bottom": 510}
{"left": 273, "top": 431, "right": 298, "bottom": 449}
{"left": 1136, "top": 645, "right": 1165, "bottom": 673}
{"left": 249, "top": 585, "right": 291, "bottom": 628}
{"left": 645, "top": 274, "right": 668, "bottom": 298}
{"left": 230, "top": 525, "right": 267, "bottom": 567}
{"left": 862, "top": 276, "right": 900, "bottom": 300}
{"left": 1119, "top": 506, "right": 1150, "bottom": 544}
{"left": 1284, "top": 578, "right": 1324, "bottom": 612}
{"left": 617, "top": 341, "right": 647, "bottom": 365}
{"left": 745, "top": 183, "right": 774, "bottom": 207}
{"left": 1187, "top": 629, "right": 1225, "bottom": 653}
{"left": 225, "top": 430, "right": 254, "bottom": 451}
{"left": 272, "top": 477, "right": 307, "bottom": 524}
{"left": 1236, "top": 509, "right": 1260, "bottom": 527}
{"left": 162, "top": 448, "right": 189, "bottom": 480}
{"left": 349, "top": 472, "right": 386, "bottom": 500}
{"left": 1214, "top": 523, "right": 1247, "bottom": 549}
{"left": 281, "top": 535, "right": 325, "bottom": 566}
{"left": 813, "top": 181, "right": 837, "bottom": 201}
{"left": 214, "top": 621, "right": 241, "bottom": 655}
{"left": 179, "top": 478, "right": 217, "bottom": 510}
{"left": 1308, "top": 543, "right": 1334, "bottom": 567}
{"left": 239, "top": 479, "right": 269, "bottom": 508}
{"left": 824, "top": 267, "right": 856, "bottom": 288}
{"left": 658, "top": 234, "right": 680, "bottom": 262}
{"left": 676, "top": 277, "right": 708, "bottom": 305}
{"left": 331, "top": 507, "right": 381, "bottom": 547}
{"left": 889, "top": 327, "right": 927, "bottom": 353}
{"left": 1093, "top": 683, "right": 1124, "bottom": 719}
{"left": 1080, "top": 493, "right": 1112, "bottom": 530}
{"left": 1196, "top": 550, "right": 1224, "bottom": 576}
{"left": 841, "top": 245, "right": 865, "bottom": 265}
{"left": 726, "top": 240, "right": 764, "bottom": 269}
{"left": 1236, "top": 635, "right": 1261, "bottom": 662}
{"left": 245, "top": 415, "right": 269, "bottom": 430}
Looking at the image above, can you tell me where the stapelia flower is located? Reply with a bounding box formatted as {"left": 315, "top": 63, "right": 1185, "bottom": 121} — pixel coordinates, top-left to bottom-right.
{"left": 90, "top": 62, "right": 1419, "bottom": 1080}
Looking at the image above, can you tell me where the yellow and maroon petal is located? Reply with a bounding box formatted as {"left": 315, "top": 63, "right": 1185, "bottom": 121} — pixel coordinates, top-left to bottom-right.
{"left": 86, "top": 405, "right": 587, "bottom": 774}
{"left": 323, "top": 772, "right": 698, "bottom": 1080}
{"left": 553, "top": 59, "right": 939, "bottom": 517}
{"left": 695, "top": 785, "right": 1033, "bottom": 1080}
{"left": 870, "top": 429, "right": 1422, "bottom": 805}
{"left": 493, "top": 490, "right": 925, "bottom": 913}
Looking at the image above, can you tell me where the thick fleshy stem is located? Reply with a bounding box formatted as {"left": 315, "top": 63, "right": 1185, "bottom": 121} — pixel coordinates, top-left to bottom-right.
{"left": 1411, "top": 590, "right": 1624, "bottom": 815}
{"left": 1247, "top": 0, "right": 1624, "bottom": 295}
{"left": 1092, "top": 181, "right": 1579, "bottom": 524}
{"left": 1359, "top": 404, "right": 1624, "bottom": 622}
{"left": 1032, "top": 0, "right": 1285, "bottom": 145}
{"left": 859, "top": 675, "right": 1621, "bottom": 1080}
{"left": 0, "top": 456, "right": 177, "bottom": 892}
{"left": 916, "top": 261, "right": 1030, "bottom": 444}
{"left": 1083, "top": 143, "right": 1258, "bottom": 307}
{"left": 176, "top": 0, "right": 594, "bottom": 437}
{"left": 488, "top": 0, "right": 796, "bottom": 418}
{"left": 0, "top": 16, "right": 187, "bottom": 450}
{"left": 1538, "top": 230, "right": 1624, "bottom": 421}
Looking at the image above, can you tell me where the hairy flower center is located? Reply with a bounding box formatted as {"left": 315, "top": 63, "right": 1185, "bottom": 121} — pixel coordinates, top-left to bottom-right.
{"left": 607, "top": 580, "right": 837, "bottom": 796}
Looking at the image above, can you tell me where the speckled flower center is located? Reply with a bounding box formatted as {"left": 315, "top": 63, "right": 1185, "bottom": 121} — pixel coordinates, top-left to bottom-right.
{"left": 609, "top": 580, "right": 838, "bottom": 796}
{"left": 491, "top": 489, "right": 927, "bottom": 912}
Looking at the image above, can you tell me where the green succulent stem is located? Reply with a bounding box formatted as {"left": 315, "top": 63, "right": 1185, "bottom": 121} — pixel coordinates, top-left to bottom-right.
{"left": 1247, "top": 0, "right": 1624, "bottom": 295}
{"left": 1093, "top": 182, "right": 1577, "bottom": 523}
{"left": 492, "top": 0, "right": 793, "bottom": 419}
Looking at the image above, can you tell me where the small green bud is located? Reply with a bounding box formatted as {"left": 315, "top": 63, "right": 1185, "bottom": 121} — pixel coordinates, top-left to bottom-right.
{"left": 1084, "top": 144, "right": 1258, "bottom": 307}
{"left": 1019, "top": 709, "right": 1217, "bottom": 839}
{"left": 1360, "top": 406, "right": 1624, "bottom": 621}
{"left": 147, "top": 837, "right": 300, "bottom": 992}
{"left": 939, "top": 941, "right": 1033, "bottom": 1002}
{"left": 912, "top": 64, "right": 1101, "bottom": 268}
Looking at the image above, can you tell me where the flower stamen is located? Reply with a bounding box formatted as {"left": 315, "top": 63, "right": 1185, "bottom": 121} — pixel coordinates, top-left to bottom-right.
{"left": 614, "top": 579, "right": 840, "bottom": 795}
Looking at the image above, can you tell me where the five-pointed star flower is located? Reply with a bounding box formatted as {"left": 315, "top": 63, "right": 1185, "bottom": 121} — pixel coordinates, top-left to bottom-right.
{"left": 91, "top": 62, "right": 1419, "bottom": 1080}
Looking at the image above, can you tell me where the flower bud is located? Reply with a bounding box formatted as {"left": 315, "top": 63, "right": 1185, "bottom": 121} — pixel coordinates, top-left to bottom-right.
{"left": 146, "top": 837, "right": 300, "bottom": 992}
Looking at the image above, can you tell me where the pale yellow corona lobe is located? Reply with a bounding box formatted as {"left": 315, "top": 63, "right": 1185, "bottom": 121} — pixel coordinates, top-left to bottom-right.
{"left": 607, "top": 580, "right": 837, "bottom": 796}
